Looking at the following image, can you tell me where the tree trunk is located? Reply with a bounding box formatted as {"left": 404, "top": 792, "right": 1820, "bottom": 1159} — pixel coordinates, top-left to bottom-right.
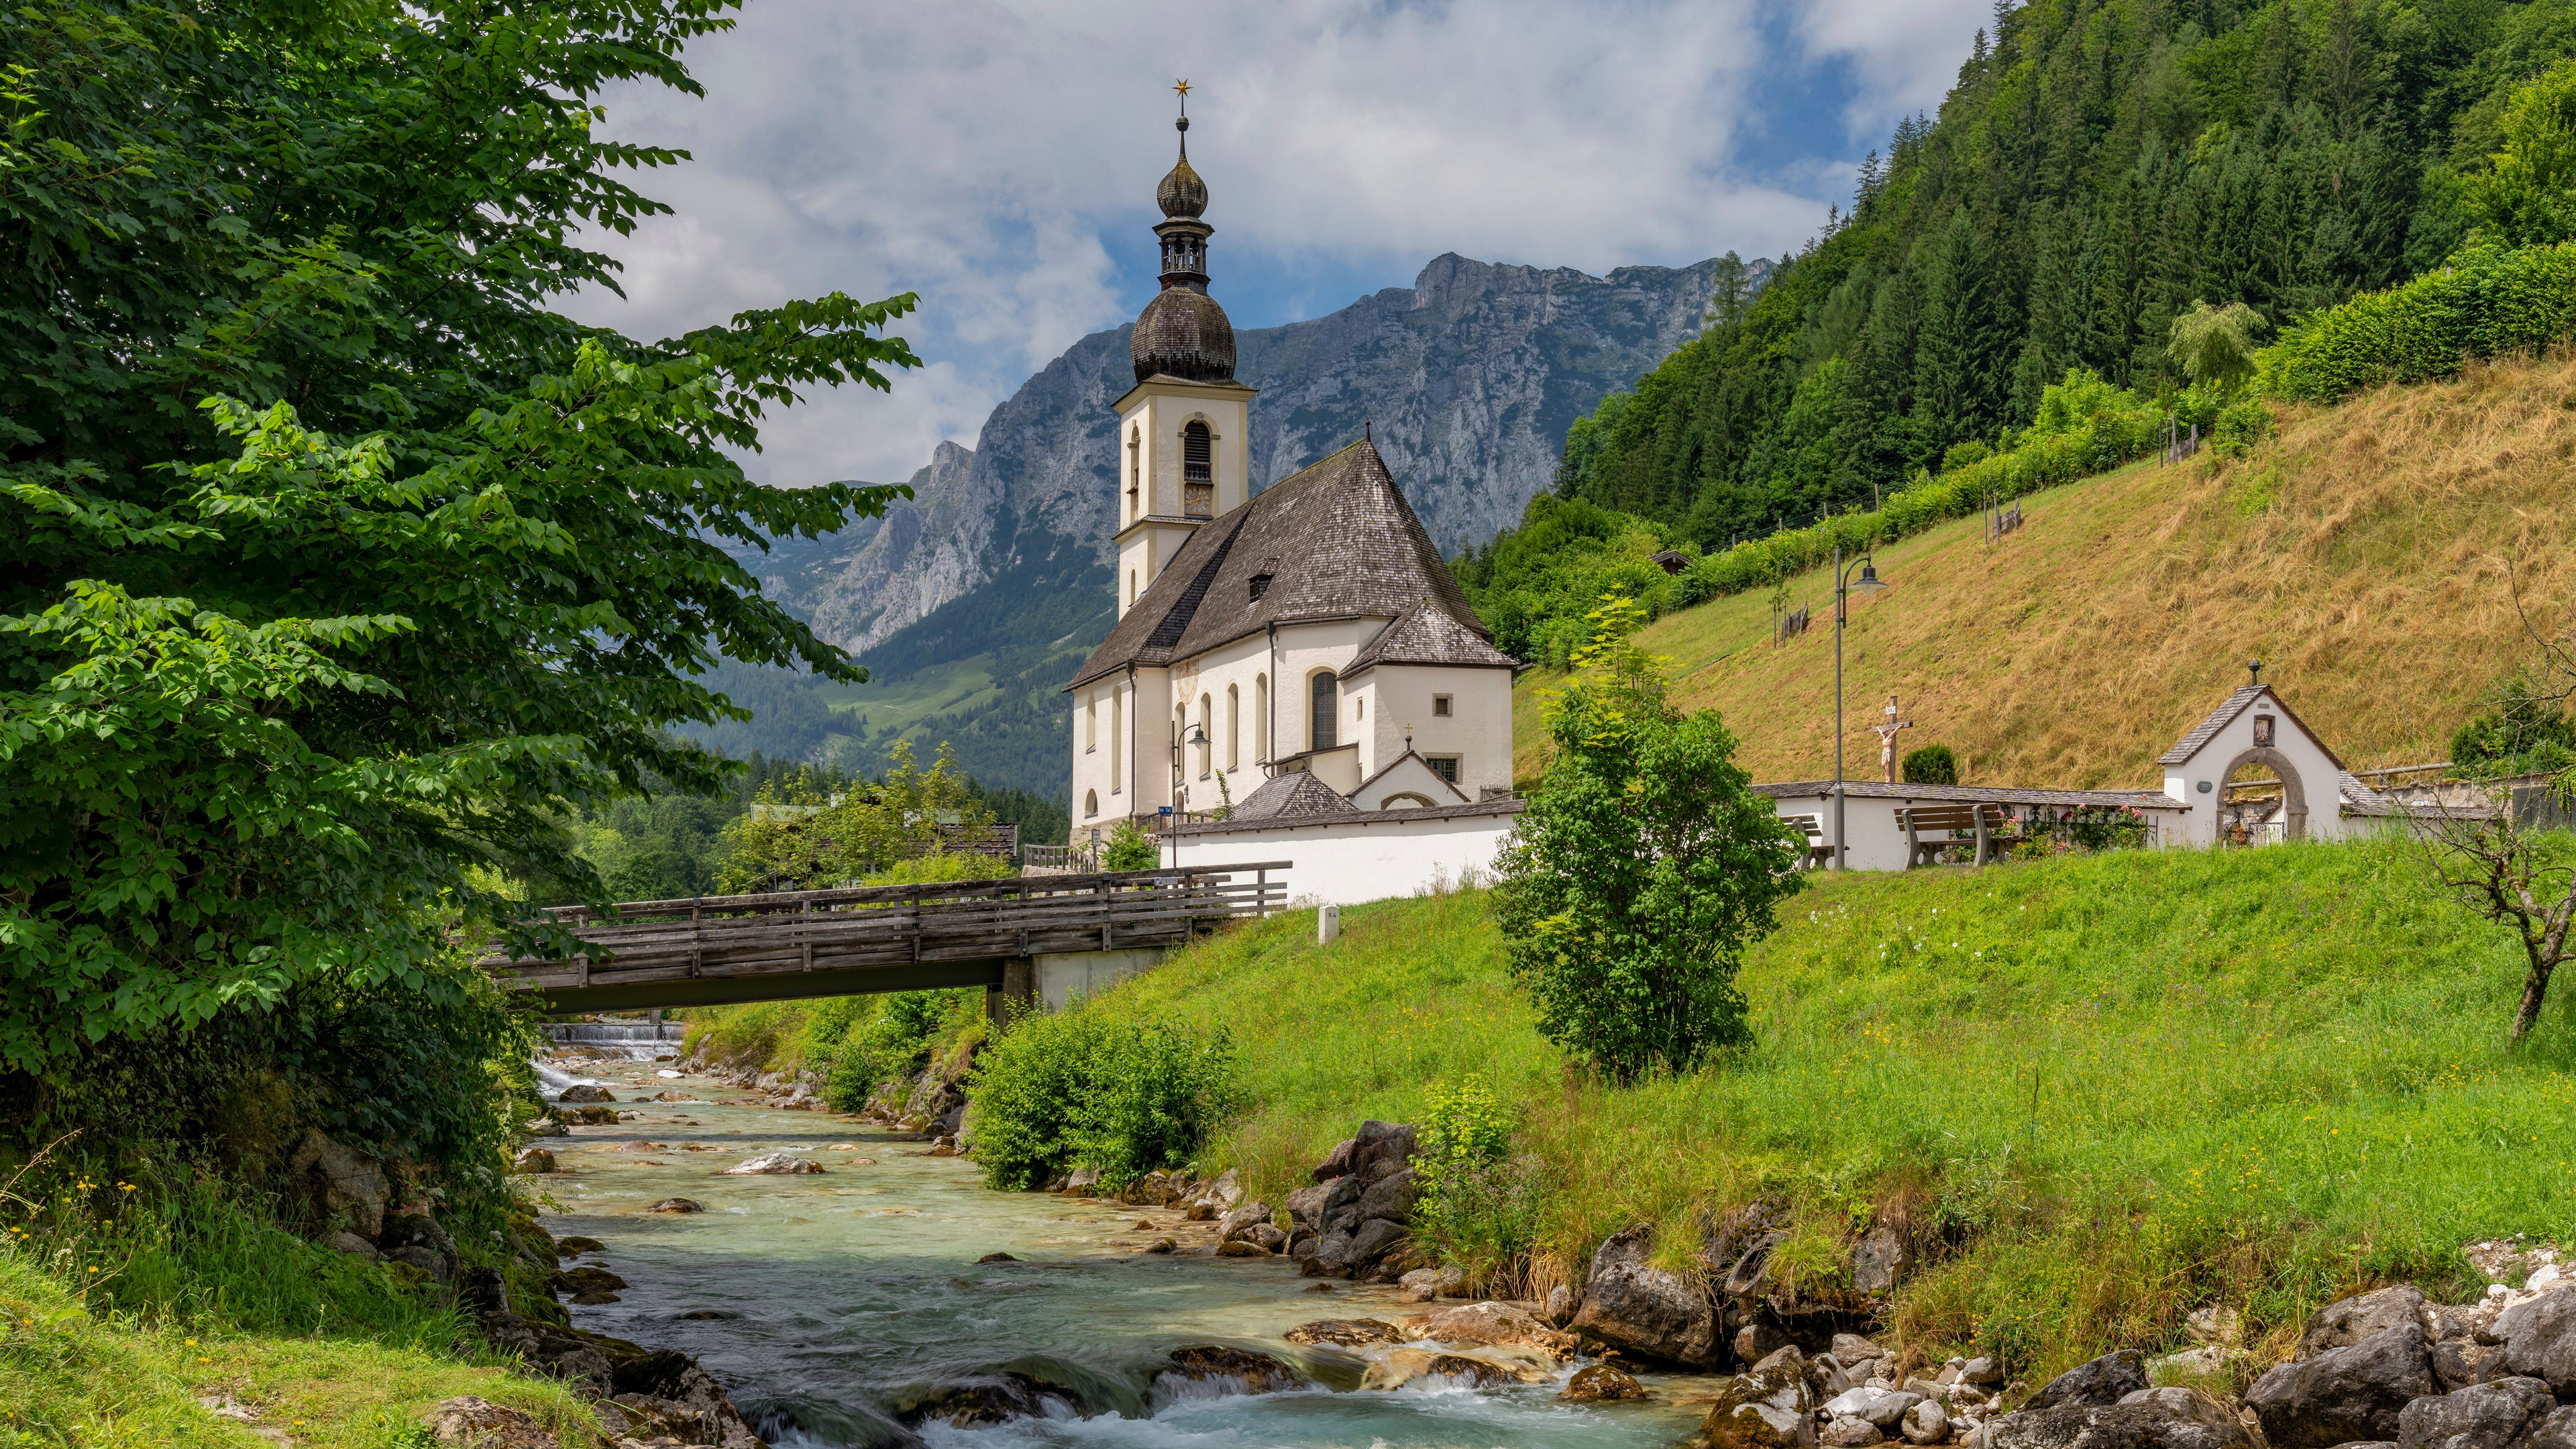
{"left": 2514, "top": 960, "right": 2554, "bottom": 1042}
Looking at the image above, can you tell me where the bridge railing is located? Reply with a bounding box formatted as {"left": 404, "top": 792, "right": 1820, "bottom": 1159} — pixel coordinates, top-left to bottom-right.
{"left": 478, "top": 863, "right": 1291, "bottom": 996}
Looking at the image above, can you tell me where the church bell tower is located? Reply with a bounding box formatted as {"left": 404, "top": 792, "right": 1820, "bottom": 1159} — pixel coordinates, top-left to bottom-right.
{"left": 1112, "top": 82, "right": 1256, "bottom": 619}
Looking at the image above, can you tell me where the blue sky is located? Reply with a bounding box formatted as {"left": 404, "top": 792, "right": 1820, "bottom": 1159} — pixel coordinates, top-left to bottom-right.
{"left": 564, "top": 0, "right": 1989, "bottom": 490}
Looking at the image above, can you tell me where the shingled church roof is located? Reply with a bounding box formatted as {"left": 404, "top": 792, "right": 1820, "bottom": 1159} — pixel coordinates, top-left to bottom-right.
{"left": 1065, "top": 439, "right": 1497, "bottom": 690}
{"left": 1345, "top": 599, "right": 1518, "bottom": 675}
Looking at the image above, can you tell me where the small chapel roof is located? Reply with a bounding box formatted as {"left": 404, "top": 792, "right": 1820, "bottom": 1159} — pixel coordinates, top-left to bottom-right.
{"left": 2156, "top": 684, "right": 2347, "bottom": 769}
{"left": 1227, "top": 769, "right": 1362, "bottom": 822}
{"left": 1064, "top": 439, "right": 1495, "bottom": 690}
{"left": 1344, "top": 599, "right": 1519, "bottom": 675}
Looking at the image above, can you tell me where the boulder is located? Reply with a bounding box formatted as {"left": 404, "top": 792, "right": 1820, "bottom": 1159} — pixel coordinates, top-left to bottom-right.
{"left": 2433, "top": 1340, "right": 2503, "bottom": 1393}
{"left": 327, "top": 1230, "right": 381, "bottom": 1260}
{"left": 2497, "top": 1287, "right": 2576, "bottom": 1394}
{"left": 1737, "top": 1320, "right": 1792, "bottom": 1363}
{"left": 1358, "top": 1348, "right": 1530, "bottom": 1391}
{"left": 2187, "top": 1306, "right": 2243, "bottom": 1348}
{"left": 421, "top": 1395, "right": 557, "bottom": 1448}
{"left": 1982, "top": 1388, "right": 2254, "bottom": 1449}
{"left": 1205, "top": 1167, "right": 1243, "bottom": 1210}
{"left": 1545, "top": 1283, "right": 1579, "bottom": 1327}
{"left": 722, "top": 1152, "right": 822, "bottom": 1175}
{"left": 645, "top": 1198, "right": 703, "bottom": 1214}
{"left": 2026, "top": 1351, "right": 2151, "bottom": 1412}
{"left": 1755, "top": 1345, "right": 1807, "bottom": 1376}
{"left": 563, "top": 1106, "right": 618, "bottom": 1126}
{"left": 2298, "top": 1287, "right": 2427, "bottom": 1357}
{"left": 1343, "top": 1216, "right": 1409, "bottom": 1266}
{"left": 1409, "top": 1301, "right": 1576, "bottom": 1358}
{"left": 287, "top": 1129, "right": 388, "bottom": 1238}
{"left": 1061, "top": 1167, "right": 1101, "bottom": 1196}
{"left": 1852, "top": 1226, "right": 1910, "bottom": 1296}
{"left": 1163, "top": 1345, "right": 1303, "bottom": 1395}
{"left": 557, "top": 1084, "right": 614, "bottom": 1104}
{"left": 2528, "top": 1405, "right": 2576, "bottom": 1449}
{"left": 2395, "top": 1376, "right": 2555, "bottom": 1449}
{"left": 1249, "top": 1224, "right": 1286, "bottom": 1252}
{"left": 1562, "top": 1362, "right": 1648, "bottom": 1403}
{"left": 1961, "top": 1356, "right": 2006, "bottom": 1386}
{"left": 525, "top": 1117, "right": 569, "bottom": 1138}
{"left": 379, "top": 1212, "right": 459, "bottom": 1284}
{"left": 1218, "top": 1201, "right": 1273, "bottom": 1242}
{"left": 2245, "top": 1325, "right": 2434, "bottom": 1449}
{"left": 1355, "top": 1167, "right": 1420, "bottom": 1224}
{"left": 1283, "top": 1318, "right": 1405, "bottom": 1347}
{"left": 1825, "top": 1419, "right": 1887, "bottom": 1446}
{"left": 1696, "top": 1364, "right": 1819, "bottom": 1449}
{"left": 1285, "top": 1174, "right": 1364, "bottom": 1233}
{"left": 1216, "top": 1239, "right": 1270, "bottom": 1258}
{"left": 1904, "top": 1399, "right": 1951, "bottom": 1445}
{"left": 1311, "top": 1122, "right": 1418, "bottom": 1184}
{"left": 511, "top": 1146, "right": 556, "bottom": 1175}
{"left": 1572, "top": 1224, "right": 1725, "bottom": 1368}
{"left": 1399, "top": 1269, "right": 1443, "bottom": 1303}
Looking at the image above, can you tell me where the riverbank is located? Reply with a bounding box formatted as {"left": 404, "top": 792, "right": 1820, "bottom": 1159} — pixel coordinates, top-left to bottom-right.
{"left": 524, "top": 1057, "right": 1716, "bottom": 1446}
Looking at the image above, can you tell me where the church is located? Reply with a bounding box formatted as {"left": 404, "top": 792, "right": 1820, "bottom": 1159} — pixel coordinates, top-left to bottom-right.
{"left": 1065, "top": 104, "right": 1521, "bottom": 843}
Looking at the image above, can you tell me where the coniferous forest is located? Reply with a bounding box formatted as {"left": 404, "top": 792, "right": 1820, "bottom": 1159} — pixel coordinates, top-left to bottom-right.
{"left": 1532, "top": 0, "right": 2573, "bottom": 548}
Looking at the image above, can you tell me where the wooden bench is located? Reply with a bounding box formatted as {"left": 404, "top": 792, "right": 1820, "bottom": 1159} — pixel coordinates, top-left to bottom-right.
{"left": 1896, "top": 803, "right": 2011, "bottom": 868}
{"left": 1780, "top": 813, "right": 1835, "bottom": 869}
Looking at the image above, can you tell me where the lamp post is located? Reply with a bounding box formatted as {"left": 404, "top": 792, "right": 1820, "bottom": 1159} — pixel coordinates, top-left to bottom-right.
{"left": 1831, "top": 543, "right": 1888, "bottom": 869}
{"left": 1169, "top": 720, "right": 1210, "bottom": 870}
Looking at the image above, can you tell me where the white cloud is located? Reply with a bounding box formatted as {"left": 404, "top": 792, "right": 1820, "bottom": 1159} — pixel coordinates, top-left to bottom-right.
{"left": 558, "top": 0, "right": 1983, "bottom": 489}
{"left": 1792, "top": 0, "right": 1996, "bottom": 140}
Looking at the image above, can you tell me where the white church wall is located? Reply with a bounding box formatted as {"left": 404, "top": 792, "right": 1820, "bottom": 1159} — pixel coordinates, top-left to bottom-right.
{"left": 1352, "top": 663, "right": 1514, "bottom": 798}
{"left": 1169, "top": 807, "right": 1521, "bottom": 908}
{"left": 1272, "top": 619, "right": 1380, "bottom": 758}
{"left": 1167, "top": 631, "right": 1277, "bottom": 818}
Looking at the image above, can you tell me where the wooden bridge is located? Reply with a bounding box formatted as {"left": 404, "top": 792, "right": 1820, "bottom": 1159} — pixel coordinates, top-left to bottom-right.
{"left": 477, "top": 863, "right": 1289, "bottom": 1016}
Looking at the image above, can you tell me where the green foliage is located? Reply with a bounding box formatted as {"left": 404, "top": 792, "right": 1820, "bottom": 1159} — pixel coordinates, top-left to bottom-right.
{"left": 1103, "top": 818, "right": 1161, "bottom": 873}
{"left": 2012, "top": 804, "right": 2154, "bottom": 856}
{"left": 2212, "top": 396, "right": 2278, "bottom": 457}
{"left": 0, "top": 0, "right": 924, "bottom": 1073}
{"left": 1450, "top": 493, "right": 1685, "bottom": 664}
{"left": 1406, "top": 1076, "right": 1547, "bottom": 1281}
{"left": 1492, "top": 596, "right": 1805, "bottom": 1081}
{"left": 2464, "top": 60, "right": 2576, "bottom": 248}
{"left": 712, "top": 741, "right": 992, "bottom": 892}
{"left": 965, "top": 1008, "right": 1241, "bottom": 1191}
{"left": 2168, "top": 301, "right": 2269, "bottom": 394}
{"left": 1901, "top": 745, "right": 1960, "bottom": 786}
{"left": 2452, "top": 672, "right": 2576, "bottom": 779}
{"left": 2258, "top": 241, "right": 2576, "bottom": 400}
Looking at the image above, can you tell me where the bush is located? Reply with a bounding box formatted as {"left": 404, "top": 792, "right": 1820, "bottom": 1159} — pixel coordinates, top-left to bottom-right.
{"left": 2452, "top": 673, "right": 2576, "bottom": 780}
{"left": 2257, "top": 242, "right": 2576, "bottom": 400}
{"left": 1409, "top": 1077, "right": 1547, "bottom": 1285}
{"left": 2211, "top": 396, "right": 2275, "bottom": 456}
{"left": 965, "top": 1008, "right": 1240, "bottom": 1190}
{"left": 1901, "top": 745, "right": 1960, "bottom": 786}
{"left": 1104, "top": 818, "right": 1160, "bottom": 872}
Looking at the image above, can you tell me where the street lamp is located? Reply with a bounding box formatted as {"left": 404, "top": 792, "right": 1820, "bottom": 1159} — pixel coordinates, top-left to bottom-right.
{"left": 1169, "top": 721, "right": 1210, "bottom": 869}
{"left": 1831, "top": 543, "right": 1888, "bottom": 869}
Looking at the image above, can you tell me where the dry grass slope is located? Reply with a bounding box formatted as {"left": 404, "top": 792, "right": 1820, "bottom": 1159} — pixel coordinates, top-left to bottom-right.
{"left": 1515, "top": 353, "right": 2576, "bottom": 788}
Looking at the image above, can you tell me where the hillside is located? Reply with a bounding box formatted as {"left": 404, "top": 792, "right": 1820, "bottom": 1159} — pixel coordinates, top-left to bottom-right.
{"left": 1537, "top": 0, "right": 2567, "bottom": 550}
{"left": 1512, "top": 354, "right": 2576, "bottom": 788}
{"left": 1069, "top": 839, "right": 2570, "bottom": 1379}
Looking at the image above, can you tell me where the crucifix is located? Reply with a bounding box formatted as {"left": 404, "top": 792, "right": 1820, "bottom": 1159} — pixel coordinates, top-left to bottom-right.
{"left": 1873, "top": 694, "right": 1912, "bottom": 784}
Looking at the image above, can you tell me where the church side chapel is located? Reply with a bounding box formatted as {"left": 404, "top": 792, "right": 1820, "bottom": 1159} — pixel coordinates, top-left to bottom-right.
{"left": 1065, "top": 96, "right": 1521, "bottom": 845}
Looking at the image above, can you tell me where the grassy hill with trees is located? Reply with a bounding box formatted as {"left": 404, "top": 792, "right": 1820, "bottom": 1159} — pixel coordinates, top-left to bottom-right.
{"left": 1505, "top": 349, "right": 2576, "bottom": 788}
{"left": 1032, "top": 837, "right": 2576, "bottom": 1382}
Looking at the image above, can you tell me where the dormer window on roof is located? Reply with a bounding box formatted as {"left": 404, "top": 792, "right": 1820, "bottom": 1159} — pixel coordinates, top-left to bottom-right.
{"left": 1248, "top": 572, "right": 1272, "bottom": 602}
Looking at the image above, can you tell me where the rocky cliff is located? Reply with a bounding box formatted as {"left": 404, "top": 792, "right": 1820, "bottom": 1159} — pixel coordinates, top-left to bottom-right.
{"left": 739, "top": 252, "right": 1745, "bottom": 655}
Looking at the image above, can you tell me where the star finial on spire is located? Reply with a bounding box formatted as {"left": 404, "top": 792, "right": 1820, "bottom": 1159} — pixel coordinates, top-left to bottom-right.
{"left": 1174, "top": 78, "right": 1191, "bottom": 114}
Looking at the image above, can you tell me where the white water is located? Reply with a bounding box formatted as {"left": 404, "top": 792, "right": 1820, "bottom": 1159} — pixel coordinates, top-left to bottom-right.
{"left": 532, "top": 1061, "right": 1713, "bottom": 1448}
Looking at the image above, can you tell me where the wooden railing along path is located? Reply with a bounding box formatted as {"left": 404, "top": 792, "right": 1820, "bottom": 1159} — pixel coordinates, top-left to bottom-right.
{"left": 478, "top": 863, "right": 1289, "bottom": 1014}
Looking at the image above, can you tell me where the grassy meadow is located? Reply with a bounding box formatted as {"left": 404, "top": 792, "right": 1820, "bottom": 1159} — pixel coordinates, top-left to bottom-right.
{"left": 1513, "top": 353, "right": 2576, "bottom": 790}
{"left": 1077, "top": 836, "right": 2576, "bottom": 1379}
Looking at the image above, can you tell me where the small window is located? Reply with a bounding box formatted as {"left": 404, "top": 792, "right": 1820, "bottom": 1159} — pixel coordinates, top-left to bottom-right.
{"left": 1248, "top": 573, "right": 1271, "bottom": 602}
{"left": 1432, "top": 695, "right": 1452, "bottom": 718}
{"left": 1309, "top": 672, "right": 1338, "bottom": 751}
{"left": 1084, "top": 789, "right": 1099, "bottom": 818}
{"left": 1427, "top": 757, "right": 1460, "bottom": 785}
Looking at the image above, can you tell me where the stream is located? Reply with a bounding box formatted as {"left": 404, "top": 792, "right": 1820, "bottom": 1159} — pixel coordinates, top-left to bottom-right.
{"left": 534, "top": 1060, "right": 1713, "bottom": 1448}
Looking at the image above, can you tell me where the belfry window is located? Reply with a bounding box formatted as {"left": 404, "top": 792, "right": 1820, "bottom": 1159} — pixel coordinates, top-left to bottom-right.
{"left": 1183, "top": 421, "right": 1214, "bottom": 517}
{"left": 1127, "top": 425, "right": 1141, "bottom": 520}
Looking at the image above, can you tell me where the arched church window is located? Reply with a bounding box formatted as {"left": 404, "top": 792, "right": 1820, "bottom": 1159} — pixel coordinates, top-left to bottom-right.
{"left": 1084, "top": 789, "right": 1098, "bottom": 818}
{"left": 1310, "top": 671, "right": 1338, "bottom": 752}
{"left": 1183, "top": 421, "right": 1214, "bottom": 517}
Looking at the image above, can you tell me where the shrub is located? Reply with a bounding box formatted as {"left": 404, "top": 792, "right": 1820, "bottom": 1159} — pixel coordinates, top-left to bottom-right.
{"left": 2452, "top": 673, "right": 2576, "bottom": 780}
{"left": 2257, "top": 241, "right": 2576, "bottom": 400}
{"left": 1104, "top": 818, "right": 1160, "bottom": 872}
{"left": 965, "top": 1008, "right": 1239, "bottom": 1190}
{"left": 1902, "top": 745, "right": 1960, "bottom": 786}
{"left": 1491, "top": 596, "right": 1805, "bottom": 1081}
{"left": 2211, "top": 396, "right": 2275, "bottom": 456}
{"left": 1940, "top": 440, "right": 1992, "bottom": 472}
{"left": 1409, "top": 1077, "right": 1548, "bottom": 1285}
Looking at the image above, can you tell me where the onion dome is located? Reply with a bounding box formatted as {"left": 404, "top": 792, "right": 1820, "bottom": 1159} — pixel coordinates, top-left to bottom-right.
{"left": 1132, "top": 288, "right": 1237, "bottom": 384}
{"left": 1133, "top": 100, "right": 1235, "bottom": 384}
{"left": 1158, "top": 119, "right": 1208, "bottom": 218}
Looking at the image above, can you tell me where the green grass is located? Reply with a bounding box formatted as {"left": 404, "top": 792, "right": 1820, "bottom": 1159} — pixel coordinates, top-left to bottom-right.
{"left": 1075, "top": 837, "right": 2576, "bottom": 1380}
{"left": 0, "top": 1166, "right": 600, "bottom": 1447}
